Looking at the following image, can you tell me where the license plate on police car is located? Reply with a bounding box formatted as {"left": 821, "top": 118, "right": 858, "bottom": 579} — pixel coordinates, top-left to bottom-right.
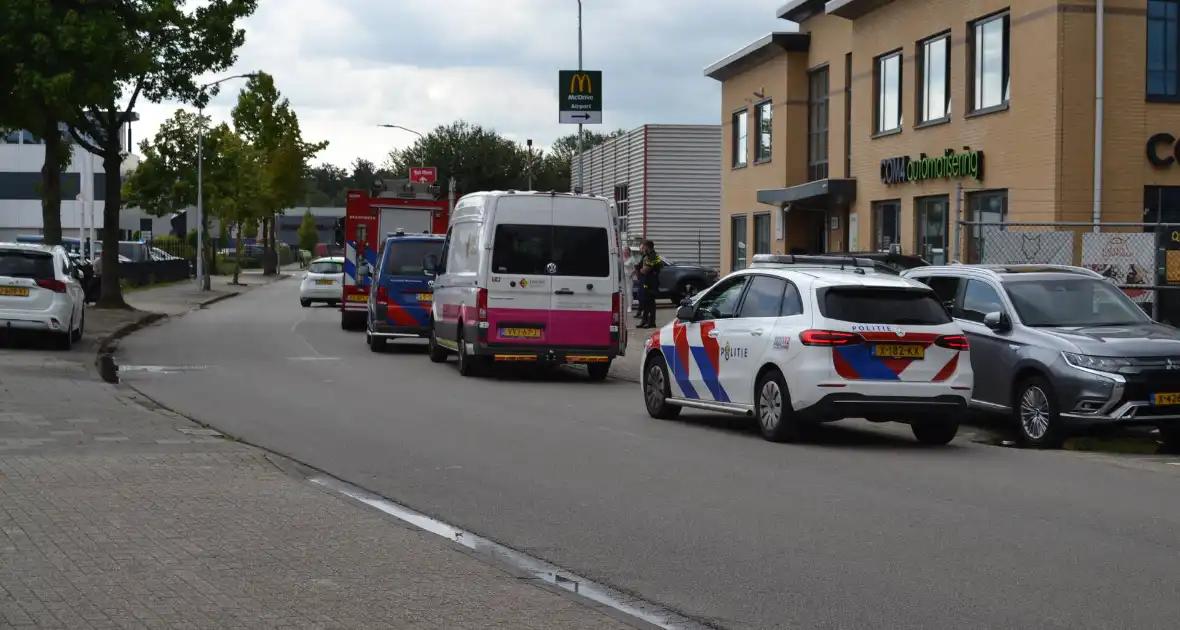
{"left": 346, "top": 294, "right": 366, "bottom": 302}
{"left": 0, "top": 287, "right": 29, "bottom": 297}
{"left": 416, "top": 293, "right": 432, "bottom": 301}
{"left": 1153, "top": 392, "right": 1180, "bottom": 405}
{"left": 500, "top": 327, "right": 541, "bottom": 339}
{"left": 873, "top": 344, "right": 924, "bottom": 359}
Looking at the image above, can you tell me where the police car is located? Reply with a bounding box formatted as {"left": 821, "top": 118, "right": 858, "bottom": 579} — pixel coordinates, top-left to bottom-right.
{"left": 640, "top": 254, "right": 973, "bottom": 445}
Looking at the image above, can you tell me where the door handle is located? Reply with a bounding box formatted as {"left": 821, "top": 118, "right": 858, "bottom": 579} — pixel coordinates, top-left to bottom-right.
{"left": 749, "top": 329, "right": 764, "bottom": 336}
{"left": 554, "top": 289, "right": 574, "bottom": 295}
{"left": 706, "top": 330, "right": 720, "bottom": 338}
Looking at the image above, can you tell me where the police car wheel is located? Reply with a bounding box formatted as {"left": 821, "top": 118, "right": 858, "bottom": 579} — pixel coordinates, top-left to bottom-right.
{"left": 756, "top": 369, "right": 804, "bottom": 443}
{"left": 643, "top": 354, "right": 681, "bottom": 420}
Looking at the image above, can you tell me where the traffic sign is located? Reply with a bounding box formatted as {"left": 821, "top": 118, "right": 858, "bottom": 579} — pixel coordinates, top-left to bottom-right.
{"left": 410, "top": 167, "right": 437, "bottom": 184}
{"left": 559, "top": 70, "right": 602, "bottom": 124}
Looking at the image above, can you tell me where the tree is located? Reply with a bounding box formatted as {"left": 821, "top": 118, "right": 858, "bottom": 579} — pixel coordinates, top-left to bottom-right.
{"left": 122, "top": 109, "right": 208, "bottom": 217}
{"left": 202, "top": 124, "right": 264, "bottom": 284}
{"left": 297, "top": 211, "right": 318, "bottom": 253}
{"left": 384, "top": 121, "right": 528, "bottom": 197}
{"left": 0, "top": 0, "right": 130, "bottom": 246}
{"left": 67, "top": 0, "right": 258, "bottom": 309}
{"left": 231, "top": 72, "right": 327, "bottom": 275}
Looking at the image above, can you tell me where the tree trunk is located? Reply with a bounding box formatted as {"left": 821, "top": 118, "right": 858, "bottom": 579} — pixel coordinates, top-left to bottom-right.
{"left": 262, "top": 216, "right": 277, "bottom": 275}
{"left": 202, "top": 210, "right": 215, "bottom": 287}
{"left": 40, "top": 130, "right": 64, "bottom": 246}
{"left": 97, "top": 151, "right": 128, "bottom": 309}
{"left": 232, "top": 221, "right": 242, "bottom": 284}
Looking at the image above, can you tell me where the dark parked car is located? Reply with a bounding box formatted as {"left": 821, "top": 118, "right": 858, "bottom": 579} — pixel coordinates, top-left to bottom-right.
{"left": 631, "top": 256, "right": 720, "bottom": 305}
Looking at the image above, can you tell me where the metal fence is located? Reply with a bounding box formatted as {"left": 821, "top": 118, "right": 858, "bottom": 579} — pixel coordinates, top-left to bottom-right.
{"left": 953, "top": 221, "right": 1180, "bottom": 325}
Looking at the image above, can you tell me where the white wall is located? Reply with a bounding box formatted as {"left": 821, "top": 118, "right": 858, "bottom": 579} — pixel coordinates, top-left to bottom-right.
{"left": 0, "top": 143, "right": 140, "bottom": 232}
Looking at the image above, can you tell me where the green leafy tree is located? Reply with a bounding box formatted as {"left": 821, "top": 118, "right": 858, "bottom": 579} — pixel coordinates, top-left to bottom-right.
{"left": 231, "top": 72, "right": 327, "bottom": 275}
{"left": 297, "top": 211, "right": 318, "bottom": 253}
{"left": 0, "top": 0, "right": 129, "bottom": 246}
{"left": 384, "top": 121, "right": 531, "bottom": 197}
{"left": 202, "top": 125, "right": 264, "bottom": 284}
{"left": 66, "top": 0, "right": 258, "bottom": 308}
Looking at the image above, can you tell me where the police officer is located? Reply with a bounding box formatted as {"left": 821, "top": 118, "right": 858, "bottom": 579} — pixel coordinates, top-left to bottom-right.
{"left": 637, "top": 240, "right": 663, "bottom": 329}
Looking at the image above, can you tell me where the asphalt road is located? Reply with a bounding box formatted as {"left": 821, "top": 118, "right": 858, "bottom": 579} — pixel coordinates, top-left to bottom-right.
{"left": 118, "top": 278, "right": 1180, "bottom": 630}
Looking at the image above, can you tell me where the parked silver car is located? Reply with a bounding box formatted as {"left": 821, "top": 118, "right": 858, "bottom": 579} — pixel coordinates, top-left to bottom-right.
{"left": 902, "top": 264, "right": 1180, "bottom": 448}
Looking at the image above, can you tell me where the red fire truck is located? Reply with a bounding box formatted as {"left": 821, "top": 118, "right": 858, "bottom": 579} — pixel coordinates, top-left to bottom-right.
{"left": 339, "top": 179, "right": 451, "bottom": 330}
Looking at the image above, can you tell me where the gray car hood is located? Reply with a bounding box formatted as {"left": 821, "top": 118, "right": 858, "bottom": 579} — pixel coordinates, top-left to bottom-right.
{"left": 1038, "top": 322, "right": 1180, "bottom": 356}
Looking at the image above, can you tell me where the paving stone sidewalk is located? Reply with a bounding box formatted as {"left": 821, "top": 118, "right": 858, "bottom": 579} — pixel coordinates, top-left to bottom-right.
{"left": 609, "top": 304, "right": 674, "bottom": 383}
{"left": 0, "top": 365, "right": 637, "bottom": 628}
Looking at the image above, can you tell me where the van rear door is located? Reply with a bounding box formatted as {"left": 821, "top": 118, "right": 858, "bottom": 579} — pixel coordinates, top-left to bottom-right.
{"left": 379, "top": 239, "right": 442, "bottom": 328}
{"left": 549, "top": 197, "right": 615, "bottom": 350}
{"left": 486, "top": 195, "right": 554, "bottom": 345}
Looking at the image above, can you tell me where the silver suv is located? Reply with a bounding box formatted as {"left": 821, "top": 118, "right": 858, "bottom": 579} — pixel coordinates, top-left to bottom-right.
{"left": 901, "top": 264, "right": 1180, "bottom": 448}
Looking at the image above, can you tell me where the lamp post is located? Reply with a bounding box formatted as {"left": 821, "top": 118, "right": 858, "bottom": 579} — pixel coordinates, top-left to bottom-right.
{"left": 576, "top": 0, "right": 584, "bottom": 193}
{"left": 526, "top": 139, "right": 533, "bottom": 190}
{"left": 196, "top": 72, "right": 257, "bottom": 291}
{"left": 377, "top": 124, "right": 422, "bottom": 138}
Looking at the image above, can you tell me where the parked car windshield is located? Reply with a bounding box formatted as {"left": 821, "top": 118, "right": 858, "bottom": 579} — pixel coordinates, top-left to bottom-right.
{"left": 820, "top": 287, "right": 951, "bottom": 325}
{"left": 1003, "top": 277, "right": 1150, "bottom": 327}
{"left": 309, "top": 260, "right": 343, "bottom": 275}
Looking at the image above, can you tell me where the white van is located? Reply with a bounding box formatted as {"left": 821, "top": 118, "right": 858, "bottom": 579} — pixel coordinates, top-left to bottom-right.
{"left": 425, "top": 191, "right": 626, "bottom": 380}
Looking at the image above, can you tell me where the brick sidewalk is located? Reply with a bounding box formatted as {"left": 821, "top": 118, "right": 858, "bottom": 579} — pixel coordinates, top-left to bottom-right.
{"left": 609, "top": 305, "right": 675, "bottom": 383}
{"left": 0, "top": 366, "right": 636, "bottom": 628}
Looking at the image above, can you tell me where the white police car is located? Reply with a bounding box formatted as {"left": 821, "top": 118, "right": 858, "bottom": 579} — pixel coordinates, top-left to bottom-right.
{"left": 639, "top": 254, "right": 973, "bottom": 444}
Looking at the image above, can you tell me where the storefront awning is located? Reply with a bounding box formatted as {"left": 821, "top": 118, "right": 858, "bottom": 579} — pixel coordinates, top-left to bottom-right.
{"left": 756, "top": 178, "right": 856, "bottom": 210}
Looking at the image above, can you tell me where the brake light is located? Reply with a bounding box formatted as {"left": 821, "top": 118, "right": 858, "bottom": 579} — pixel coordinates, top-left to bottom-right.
{"left": 799, "top": 330, "right": 864, "bottom": 346}
{"left": 611, "top": 292, "right": 620, "bottom": 324}
{"left": 376, "top": 285, "right": 388, "bottom": 305}
{"left": 935, "top": 334, "right": 969, "bottom": 350}
{"left": 36, "top": 279, "right": 66, "bottom": 293}
{"left": 476, "top": 288, "right": 488, "bottom": 321}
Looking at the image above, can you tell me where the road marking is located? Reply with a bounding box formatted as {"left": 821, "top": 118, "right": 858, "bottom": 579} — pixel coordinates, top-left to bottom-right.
{"left": 119, "top": 365, "right": 208, "bottom": 373}
{"left": 1167, "top": 463, "right": 1180, "bottom": 466}
{"left": 308, "top": 475, "right": 712, "bottom": 630}
{"left": 285, "top": 357, "right": 340, "bottom": 361}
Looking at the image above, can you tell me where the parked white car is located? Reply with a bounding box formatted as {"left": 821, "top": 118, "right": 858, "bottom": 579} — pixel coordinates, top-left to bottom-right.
{"left": 0, "top": 243, "right": 87, "bottom": 349}
{"left": 299, "top": 257, "right": 344, "bottom": 307}
{"left": 639, "top": 255, "right": 973, "bottom": 444}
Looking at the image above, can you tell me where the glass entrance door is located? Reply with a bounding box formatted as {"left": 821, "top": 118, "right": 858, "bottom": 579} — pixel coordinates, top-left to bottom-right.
{"left": 915, "top": 196, "right": 949, "bottom": 264}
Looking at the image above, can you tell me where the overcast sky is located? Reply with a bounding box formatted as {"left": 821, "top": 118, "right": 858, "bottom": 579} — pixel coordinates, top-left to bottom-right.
{"left": 131, "top": 0, "right": 789, "bottom": 169}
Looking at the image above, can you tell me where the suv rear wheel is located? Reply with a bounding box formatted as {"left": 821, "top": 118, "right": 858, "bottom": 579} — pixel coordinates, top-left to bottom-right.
{"left": 1157, "top": 423, "right": 1180, "bottom": 451}
{"left": 911, "top": 419, "right": 959, "bottom": 445}
{"left": 755, "top": 369, "right": 805, "bottom": 442}
{"left": 1014, "top": 376, "right": 1065, "bottom": 448}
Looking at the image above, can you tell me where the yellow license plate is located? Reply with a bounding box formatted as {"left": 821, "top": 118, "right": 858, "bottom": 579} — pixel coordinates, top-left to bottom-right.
{"left": 346, "top": 294, "right": 367, "bottom": 302}
{"left": 416, "top": 293, "right": 432, "bottom": 301}
{"left": 0, "top": 287, "right": 29, "bottom": 297}
{"left": 316, "top": 279, "right": 333, "bottom": 285}
{"left": 873, "top": 344, "right": 924, "bottom": 359}
{"left": 500, "top": 327, "right": 542, "bottom": 338}
{"left": 1153, "top": 392, "right": 1180, "bottom": 405}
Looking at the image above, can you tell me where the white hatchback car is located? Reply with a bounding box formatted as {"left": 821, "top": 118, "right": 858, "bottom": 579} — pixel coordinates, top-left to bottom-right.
{"left": 639, "top": 255, "right": 973, "bottom": 444}
{"left": 0, "top": 243, "right": 87, "bottom": 349}
{"left": 299, "top": 257, "right": 344, "bottom": 307}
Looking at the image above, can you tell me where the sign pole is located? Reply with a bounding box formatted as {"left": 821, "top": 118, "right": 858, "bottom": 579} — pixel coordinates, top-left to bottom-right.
{"left": 576, "top": 0, "right": 583, "bottom": 193}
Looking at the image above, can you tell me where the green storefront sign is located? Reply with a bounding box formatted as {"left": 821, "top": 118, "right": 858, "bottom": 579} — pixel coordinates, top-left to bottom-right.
{"left": 880, "top": 148, "right": 984, "bottom": 185}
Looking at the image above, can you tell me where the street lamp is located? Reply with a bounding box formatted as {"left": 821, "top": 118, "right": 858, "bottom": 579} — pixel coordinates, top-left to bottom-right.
{"left": 196, "top": 72, "right": 257, "bottom": 291}
{"left": 575, "top": 0, "right": 584, "bottom": 193}
{"left": 377, "top": 124, "right": 422, "bottom": 137}
{"left": 377, "top": 123, "right": 456, "bottom": 216}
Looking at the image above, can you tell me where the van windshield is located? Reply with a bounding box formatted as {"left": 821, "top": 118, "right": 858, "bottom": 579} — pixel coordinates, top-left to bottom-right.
{"left": 384, "top": 241, "right": 442, "bottom": 276}
{"left": 491, "top": 224, "right": 610, "bottom": 277}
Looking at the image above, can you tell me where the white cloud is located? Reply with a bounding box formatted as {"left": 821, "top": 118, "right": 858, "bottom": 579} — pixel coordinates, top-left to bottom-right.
{"left": 132, "top": 0, "right": 784, "bottom": 169}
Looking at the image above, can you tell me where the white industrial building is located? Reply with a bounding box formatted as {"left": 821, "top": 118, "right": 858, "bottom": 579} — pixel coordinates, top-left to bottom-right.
{"left": 571, "top": 124, "right": 721, "bottom": 269}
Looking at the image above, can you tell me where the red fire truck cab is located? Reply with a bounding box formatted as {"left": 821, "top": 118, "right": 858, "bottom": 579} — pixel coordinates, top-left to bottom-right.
{"left": 340, "top": 180, "right": 450, "bottom": 330}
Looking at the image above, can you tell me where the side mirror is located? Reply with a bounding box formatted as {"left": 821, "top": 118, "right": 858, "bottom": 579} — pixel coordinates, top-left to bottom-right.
{"left": 423, "top": 253, "right": 438, "bottom": 274}
{"left": 676, "top": 298, "right": 694, "bottom": 321}
{"left": 983, "top": 311, "right": 1011, "bottom": 332}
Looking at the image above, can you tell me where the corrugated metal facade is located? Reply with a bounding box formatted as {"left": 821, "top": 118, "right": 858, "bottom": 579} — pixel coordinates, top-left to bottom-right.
{"left": 571, "top": 124, "right": 720, "bottom": 269}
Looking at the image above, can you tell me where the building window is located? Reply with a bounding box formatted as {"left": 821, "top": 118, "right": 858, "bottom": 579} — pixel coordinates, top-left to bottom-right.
{"left": 873, "top": 200, "right": 901, "bottom": 251}
{"left": 969, "top": 11, "right": 1010, "bottom": 112}
{"left": 1148, "top": 1, "right": 1180, "bottom": 98}
{"left": 613, "top": 184, "right": 629, "bottom": 217}
{"left": 874, "top": 51, "right": 902, "bottom": 134}
{"left": 753, "top": 213, "right": 772, "bottom": 255}
{"left": 754, "top": 101, "right": 772, "bottom": 163}
{"left": 731, "top": 109, "right": 748, "bottom": 168}
{"left": 730, "top": 215, "right": 748, "bottom": 271}
{"left": 808, "top": 66, "right": 829, "bottom": 181}
{"left": 918, "top": 34, "right": 950, "bottom": 123}
{"left": 915, "top": 196, "right": 949, "bottom": 265}
{"left": 966, "top": 189, "right": 1008, "bottom": 263}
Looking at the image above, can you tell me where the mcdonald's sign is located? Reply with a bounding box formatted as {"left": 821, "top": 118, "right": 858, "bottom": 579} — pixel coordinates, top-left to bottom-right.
{"left": 558, "top": 69, "right": 602, "bottom": 125}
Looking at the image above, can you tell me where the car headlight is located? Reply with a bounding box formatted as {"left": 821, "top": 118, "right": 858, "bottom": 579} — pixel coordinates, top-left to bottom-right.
{"left": 1062, "top": 352, "right": 1131, "bottom": 372}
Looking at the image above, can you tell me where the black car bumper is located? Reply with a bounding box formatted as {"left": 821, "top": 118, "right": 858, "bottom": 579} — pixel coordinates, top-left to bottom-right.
{"left": 799, "top": 393, "right": 967, "bottom": 423}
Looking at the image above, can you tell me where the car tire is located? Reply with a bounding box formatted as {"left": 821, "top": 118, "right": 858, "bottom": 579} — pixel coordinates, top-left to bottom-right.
{"left": 1157, "top": 423, "right": 1180, "bottom": 451}
{"left": 586, "top": 361, "right": 611, "bottom": 382}
{"left": 755, "top": 369, "right": 805, "bottom": 442}
{"left": 643, "top": 353, "right": 682, "bottom": 419}
{"left": 456, "top": 328, "right": 483, "bottom": 377}
{"left": 1014, "top": 376, "right": 1065, "bottom": 449}
{"left": 911, "top": 419, "right": 959, "bottom": 446}
{"left": 300, "top": 299, "right": 311, "bottom": 307}
{"left": 53, "top": 316, "right": 74, "bottom": 351}
{"left": 71, "top": 309, "right": 84, "bottom": 343}
{"left": 340, "top": 313, "right": 350, "bottom": 330}
{"left": 367, "top": 328, "right": 384, "bottom": 352}
{"left": 427, "top": 323, "right": 448, "bottom": 363}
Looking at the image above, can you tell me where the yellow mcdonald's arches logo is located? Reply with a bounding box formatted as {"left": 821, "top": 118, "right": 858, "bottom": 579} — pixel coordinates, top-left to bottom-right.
{"left": 569, "top": 72, "right": 593, "bottom": 94}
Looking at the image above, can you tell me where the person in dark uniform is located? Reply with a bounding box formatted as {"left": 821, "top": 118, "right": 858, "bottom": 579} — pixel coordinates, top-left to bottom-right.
{"left": 637, "top": 240, "right": 664, "bottom": 329}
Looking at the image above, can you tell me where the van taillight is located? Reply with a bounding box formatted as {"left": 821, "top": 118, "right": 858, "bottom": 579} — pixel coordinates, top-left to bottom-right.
{"left": 376, "top": 285, "right": 388, "bottom": 305}
{"left": 476, "top": 288, "right": 488, "bottom": 321}
{"left": 36, "top": 279, "right": 66, "bottom": 293}
{"left": 611, "top": 292, "right": 620, "bottom": 324}
{"left": 799, "top": 330, "right": 864, "bottom": 346}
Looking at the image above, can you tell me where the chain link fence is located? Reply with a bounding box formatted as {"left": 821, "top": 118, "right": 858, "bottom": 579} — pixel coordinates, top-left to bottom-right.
{"left": 953, "top": 221, "right": 1180, "bottom": 325}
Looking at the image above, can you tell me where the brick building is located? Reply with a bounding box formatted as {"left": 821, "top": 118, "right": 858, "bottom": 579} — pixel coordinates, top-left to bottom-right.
{"left": 705, "top": 0, "right": 1180, "bottom": 272}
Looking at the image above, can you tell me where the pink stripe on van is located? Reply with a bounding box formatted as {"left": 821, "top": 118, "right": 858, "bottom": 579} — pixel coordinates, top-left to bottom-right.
{"left": 487, "top": 307, "right": 612, "bottom": 346}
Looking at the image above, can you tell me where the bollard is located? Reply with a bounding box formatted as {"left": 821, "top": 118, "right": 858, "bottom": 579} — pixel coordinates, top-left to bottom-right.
{"left": 98, "top": 352, "right": 119, "bottom": 384}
